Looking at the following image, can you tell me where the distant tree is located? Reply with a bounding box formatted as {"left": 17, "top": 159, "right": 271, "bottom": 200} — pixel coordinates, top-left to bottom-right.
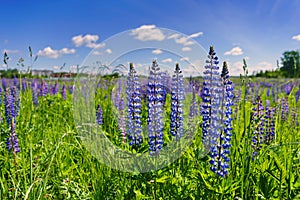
{"left": 280, "top": 50, "right": 300, "bottom": 77}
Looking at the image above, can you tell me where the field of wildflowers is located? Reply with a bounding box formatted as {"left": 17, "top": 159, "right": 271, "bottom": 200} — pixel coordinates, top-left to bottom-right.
{"left": 0, "top": 46, "right": 300, "bottom": 199}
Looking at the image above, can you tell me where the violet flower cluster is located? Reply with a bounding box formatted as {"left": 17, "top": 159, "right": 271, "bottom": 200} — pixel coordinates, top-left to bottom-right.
{"left": 170, "top": 63, "right": 185, "bottom": 140}
{"left": 96, "top": 104, "right": 103, "bottom": 125}
{"left": 264, "top": 100, "right": 275, "bottom": 144}
{"left": 126, "top": 63, "right": 143, "bottom": 146}
{"left": 4, "top": 87, "right": 20, "bottom": 154}
{"left": 147, "top": 60, "right": 164, "bottom": 156}
{"left": 31, "top": 80, "right": 39, "bottom": 106}
{"left": 251, "top": 96, "right": 265, "bottom": 157}
{"left": 201, "top": 46, "right": 222, "bottom": 151}
{"left": 201, "top": 47, "right": 234, "bottom": 177}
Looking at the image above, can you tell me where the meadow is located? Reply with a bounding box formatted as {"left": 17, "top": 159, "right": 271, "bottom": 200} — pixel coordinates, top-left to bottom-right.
{"left": 0, "top": 47, "right": 300, "bottom": 200}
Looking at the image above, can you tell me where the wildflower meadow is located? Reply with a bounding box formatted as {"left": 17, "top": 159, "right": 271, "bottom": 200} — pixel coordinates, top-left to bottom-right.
{"left": 0, "top": 45, "right": 300, "bottom": 200}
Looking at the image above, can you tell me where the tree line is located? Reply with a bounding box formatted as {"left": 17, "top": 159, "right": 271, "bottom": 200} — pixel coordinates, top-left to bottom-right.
{"left": 255, "top": 50, "right": 300, "bottom": 78}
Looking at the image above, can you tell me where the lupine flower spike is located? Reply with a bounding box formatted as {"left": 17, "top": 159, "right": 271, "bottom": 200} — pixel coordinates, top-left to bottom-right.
{"left": 61, "top": 84, "right": 67, "bottom": 100}
{"left": 5, "top": 88, "right": 20, "bottom": 154}
{"left": 170, "top": 63, "right": 185, "bottom": 140}
{"left": 147, "top": 60, "right": 164, "bottom": 156}
{"left": 251, "top": 96, "right": 264, "bottom": 157}
{"left": 264, "top": 100, "right": 275, "bottom": 144}
{"left": 32, "top": 81, "right": 39, "bottom": 106}
{"left": 126, "top": 63, "right": 143, "bottom": 146}
{"left": 96, "top": 104, "right": 103, "bottom": 125}
{"left": 201, "top": 46, "right": 222, "bottom": 151}
{"left": 209, "top": 61, "right": 234, "bottom": 177}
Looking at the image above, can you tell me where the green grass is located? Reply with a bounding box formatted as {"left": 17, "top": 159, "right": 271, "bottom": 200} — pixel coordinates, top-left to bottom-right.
{"left": 0, "top": 77, "right": 300, "bottom": 200}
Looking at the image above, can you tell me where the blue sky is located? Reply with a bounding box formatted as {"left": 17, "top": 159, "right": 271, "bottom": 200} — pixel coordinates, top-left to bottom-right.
{"left": 1, "top": 0, "right": 300, "bottom": 75}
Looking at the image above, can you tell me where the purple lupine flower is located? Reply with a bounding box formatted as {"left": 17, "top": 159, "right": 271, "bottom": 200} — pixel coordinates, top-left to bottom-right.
{"left": 6, "top": 121, "right": 20, "bottom": 154}
{"left": 2, "top": 78, "right": 7, "bottom": 91}
{"left": 126, "top": 63, "right": 143, "bottom": 146}
{"left": 4, "top": 89, "right": 14, "bottom": 126}
{"left": 281, "top": 97, "right": 289, "bottom": 121}
{"left": 11, "top": 86, "right": 20, "bottom": 116}
{"left": 40, "top": 81, "right": 48, "bottom": 96}
{"left": 13, "top": 76, "right": 20, "bottom": 90}
{"left": 251, "top": 96, "right": 265, "bottom": 157}
{"left": 113, "top": 79, "right": 127, "bottom": 142}
{"left": 61, "top": 84, "right": 67, "bottom": 100}
{"left": 96, "top": 104, "right": 103, "bottom": 125}
{"left": 266, "top": 88, "right": 270, "bottom": 97}
{"left": 201, "top": 46, "right": 222, "bottom": 151}
{"left": 0, "top": 87, "right": 2, "bottom": 105}
{"left": 114, "top": 79, "right": 123, "bottom": 110}
{"left": 119, "top": 97, "right": 127, "bottom": 143}
{"left": 291, "top": 107, "right": 299, "bottom": 127}
{"left": 5, "top": 88, "right": 20, "bottom": 154}
{"left": 281, "top": 81, "right": 293, "bottom": 95}
{"left": 50, "top": 82, "right": 59, "bottom": 95}
{"left": 31, "top": 81, "right": 39, "bottom": 106}
{"left": 147, "top": 60, "right": 164, "bottom": 156}
{"left": 264, "top": 100, "right": 275, "bottom": 144}
{"left": 22, "top": 80, "right": 27, "bottom": 91}
{"left": 160, "top": 71, "right": 170, "bottom": 105}
{"left": 68, "top": 85, "right": 74, "bottom": 94}
{"left": 296, "top": 87, "right": 300, "bottom": 103}
{"left": 209, "top": 61, "right": 233, "bottom": 177}
{"left": 170, "top": 63, "right": 185, "bottom": 140}
{"left": 189, "top": 81, "right": 199, "bottom": 119}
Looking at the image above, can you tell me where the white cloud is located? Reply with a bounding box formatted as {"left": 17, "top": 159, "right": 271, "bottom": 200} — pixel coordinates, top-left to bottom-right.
{"left": 130, "top": 25, "right": 165, "bottom": 41}
{"left": 224, "top": 47, "right": 243, "bottom": 56}
{"left": 86, "top": 42, "right": 106, "bottom": 48}
{"left": 182, "top": 47, "right": 191, "bottom": 52}
{"left": 168, "top": 33, "right": 180, "bottom": 39}
{"left": 230, "top": 61, "right": 244, "bottom": 75}
{"left": 152, "top": 49, "right": 163, "bottom": 55}
{"left": 167, "top": 31, "right": 203, "bottom": 46}
{"left": 72, "top": 34, "right": 104, "bottom": 48}
{"left": 69, "top": 65, "right": 78, "bottom": 72}
{"left": 70, "top": 65, "right": 78, "bottom": 69}
{"left": 189, "top": 32, "right": 203, "bottom": 38}
{"left": 53, "top": 65, "right": 60, "bottom": 69}
{"left": 2, "top": 64, "right": 7, "bottom": 68}
{"left": 59, "top": 48, "right": 75, "bottom": 54}
{"left": 256, "top": 61, "right": 274, "bottom": 71}
{"left": 182, "top": 66, "right": 199, "bottom": 75}
{"left": 162, "top": 58, "right": 173, "bottom": 63}
{"left": 189, "top": 59, "right": 202, "bottom": 68}
{"left": 106, "top": 48, "right": 112, "bottom": 54}
{"left": 174, "top": 36, "right": 194, "bottom": 46}
{"left": 37, "top": 46, "right": 76, "bottom": 59}
{"left": 92, "top": 50, "right": 102, "bottom": 55}
{"left": 233, "top": 61, "right": 243, "bottom": 68}
{"left": 231, "top": 61, "right": 274, "bottom": 75}
{"left": 292, "top": 34, "right": 300, "bottom": 41}
{"left": 2, "top": 49, "right": 19, "bottom": 54}
{"left": 180, "top": 57, "right": 189, "bottom": 61}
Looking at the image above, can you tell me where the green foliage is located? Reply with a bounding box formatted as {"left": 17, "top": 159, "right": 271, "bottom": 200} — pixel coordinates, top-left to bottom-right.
{"left": 255, "top": 50, "right": 300, "bottom": 78}
{"left": 0, "top": 75, "right": 299, "bottom": 199}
